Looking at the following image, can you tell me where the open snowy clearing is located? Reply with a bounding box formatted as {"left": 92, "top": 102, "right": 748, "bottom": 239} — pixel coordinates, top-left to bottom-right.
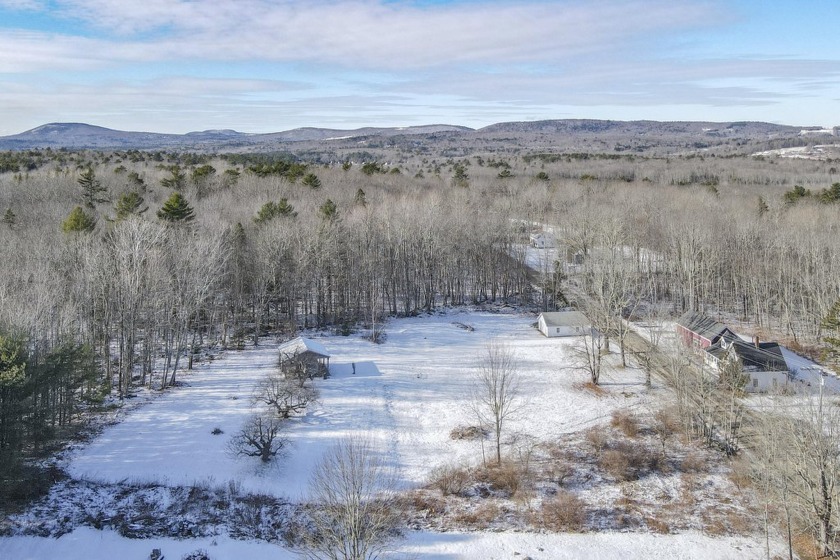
{"left": 1, "top": 309, "right": 787, "bottom": 558}
{"left": 65, "top": 309, "right": 655, "bottom": 498}
{"left": 0, "top": 526, "right": 778, "bottom": 560}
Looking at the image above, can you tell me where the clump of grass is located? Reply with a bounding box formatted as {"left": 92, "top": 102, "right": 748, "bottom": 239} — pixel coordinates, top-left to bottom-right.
{"left": 473, "top": 461, "right": 523, "bottom": 498}
{"left": 535, "top": 490, "right": 587, "bottom": 532}
{"left": 428, "top": 463, "right": 471, "bottom": 496}
{"left": 449, "top": 425, "right": 486, "bottom": 440}
{"left": 610, "top": 410, "right": 639, "bottom": 438}
{"left": 574, "top": 381, "right": 607, "bottom": 397}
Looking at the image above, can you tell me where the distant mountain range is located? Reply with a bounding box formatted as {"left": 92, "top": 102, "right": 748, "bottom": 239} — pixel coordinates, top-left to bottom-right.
{"left": 0, "top": 120, "right": 828, "bottom": 151}
{"left": 0, "top": 122, "right": 473, "bottom": 150}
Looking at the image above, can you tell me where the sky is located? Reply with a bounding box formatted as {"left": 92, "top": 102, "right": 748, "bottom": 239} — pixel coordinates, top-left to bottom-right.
{"left": 0, "top": 0, "right": 839, "bottom": 135}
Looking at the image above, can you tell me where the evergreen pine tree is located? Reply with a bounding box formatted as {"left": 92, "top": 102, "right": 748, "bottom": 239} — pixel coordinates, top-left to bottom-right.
{"left": 452, "top": 164, "right": 469, "bottom": 188}
{"left": 127, "top": 171, "right": 145, "bottom": 189}
{"left": 319, "top": 199, "right": 338, "bottom": 222}
{"left": 78, "top": 167, "right": 108, "bottom": 208}
{"left": 160, "top": 166, "right": 187, "bottom": 190}
{"left": 354, "top": 188, "right": 367, "bottom": 207}
{"left": 156, "top": 192, "right": 195, "bottom": 223}
{"left": 254, "top": 198, "right": 297, "bottom": 224}
{"left": 302, "top": 173, "right": 322, "bottom": 189}
{"left": 2, "top": 207, "right": 15, "bottom": 228}
{"left": 818, "top": 182, "right": 840, "bottom": 204}
{"left": 757, "top": 196, "right": 769, "bottom": 217}
{"left": 114, "top": 191, "right": 148, "bottom": 220}
{"left": 62, "top": 206, "right": 96, "bottom": 233}
{"left": 254, "top": 202, "right": 277, "bottom": 225}
{"left": 221, "top": 169, "right": 241, "bottom": 189}
{"left": 275, "top": 198, "right": 296, "bottom": 218}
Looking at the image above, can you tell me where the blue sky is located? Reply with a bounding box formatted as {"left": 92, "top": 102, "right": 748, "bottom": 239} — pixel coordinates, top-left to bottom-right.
{"left": 0, "top": 0, "right": 838, "bottom": 134}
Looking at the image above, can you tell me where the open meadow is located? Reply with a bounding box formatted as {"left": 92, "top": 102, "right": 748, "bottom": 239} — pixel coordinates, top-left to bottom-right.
{"left": 1, "top": 309, "right": 790, "bottom": 559}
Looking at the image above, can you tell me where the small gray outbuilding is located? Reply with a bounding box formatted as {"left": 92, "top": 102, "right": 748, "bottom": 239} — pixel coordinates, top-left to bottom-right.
{"left": 278, "top": 336, "right": 331, "bottom": 378}
{"left": 537, "top": 311, "right": 591, "bottom": 337}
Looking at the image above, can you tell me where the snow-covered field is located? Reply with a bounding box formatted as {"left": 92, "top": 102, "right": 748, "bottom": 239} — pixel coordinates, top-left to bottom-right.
{"left": 1, "top": 526, "right": 775, "bottom": 560}
{"left": 63, "top": 310, "right": 652, "bottom": 498}
{"left": 0, "top": 309, "right": 788, "bottom": 558}
{"left": 752, "top": 144, "right": 840, "bottom": 160}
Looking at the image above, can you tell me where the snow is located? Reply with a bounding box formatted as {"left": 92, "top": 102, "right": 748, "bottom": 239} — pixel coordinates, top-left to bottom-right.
{"left": 523, "top": 244, "right": 559, "bottom": 273}
{"left": 65, "top": 343, "right": 280, "bottom": 493}
{"left": 1, "top": 309, "right": 789, "bottom": 558}
{"left": 782, "top": 346, "right": 840, "bottom": 393}
{"left": 752, "top": 144, "right": 840, "bottom": 159}
{"left": 66, "top": 311, "right": 653, "bottom": 498}
{"left": 0, "top": 527, "right": 781, "bottom": 560}
{"left": 278, "top": 335, "right": 331, "bottom": 357}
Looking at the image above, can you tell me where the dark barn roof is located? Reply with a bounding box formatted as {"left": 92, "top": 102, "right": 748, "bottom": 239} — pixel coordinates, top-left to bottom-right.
{"left": 706, "top": 338, "right": 789, "bottom": 372}
{"left": 677, "top": 311, "right": 733, "bottom": 343}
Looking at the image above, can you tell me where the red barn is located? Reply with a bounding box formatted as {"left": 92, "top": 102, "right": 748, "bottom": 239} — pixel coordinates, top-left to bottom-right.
{"left": 675, "top": 311, "right": 736, "bottom": 351}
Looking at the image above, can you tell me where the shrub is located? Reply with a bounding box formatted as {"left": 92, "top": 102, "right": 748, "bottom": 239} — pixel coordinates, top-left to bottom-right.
{"left": 645, "top": 515, "right": 671, "bottom": 534}
{"left": 584, "top": 427, "right": 608, "bottom": 452}
{"left": 404, "top": 491, "right": 446, "bottom": 516}
{"left": 474, "top": 461, "right": 522, "bottom": 498}
{"left": 454, "top": 502, "right": 500, "bottom": 529}
{"left": 610, "top": 410, "right": 639, "bottom": 438}
{"left": 599, "top": 442, "right": 659, "bottom": 481}
{"left": 654, "top": 406, "right": 682, "bottom": 437}
{"left": 545, "top": 460, "right": 574, "bottom": 486}
{"left": 727, "top": 456, "right": 753, "bottom": 490}
{"left": 538, "top": 491, "right": 587, "bottom": 532}
{"left": 574, "top": 381, "right": 607, "bottom": 397}
{"left": 600, "top": 448, "right": 634, "bottom": 481}
{"left": 449, "top": 425, "right": 486, "bottom": 440}
{"left": 428, "top": 464, "right": 471, "bottom": 496}
{"left": 680, "top": 450, "right": 709, "bottom": 473}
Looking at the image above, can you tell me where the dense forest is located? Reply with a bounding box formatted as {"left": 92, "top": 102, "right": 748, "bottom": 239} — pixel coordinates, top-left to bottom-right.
{"left": 0, "top": 145, "right": 839, "bottom": 507}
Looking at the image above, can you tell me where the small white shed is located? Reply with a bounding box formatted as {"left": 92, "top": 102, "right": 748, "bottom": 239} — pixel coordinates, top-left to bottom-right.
{"left": 278, "top": 336, "right": 331, "bottom": 377}
{"left": 538, "top": 311, "right": 590, "bottom": 337}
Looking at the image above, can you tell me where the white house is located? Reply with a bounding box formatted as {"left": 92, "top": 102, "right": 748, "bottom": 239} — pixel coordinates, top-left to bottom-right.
{"left": 537, "top": 311, "right": 590, "bottom": 337}
{"left": 704, "top": 336, "right": 790, "bottom": 393}
{"left": 530, "top": 232, "right": 556, "bottom": 249}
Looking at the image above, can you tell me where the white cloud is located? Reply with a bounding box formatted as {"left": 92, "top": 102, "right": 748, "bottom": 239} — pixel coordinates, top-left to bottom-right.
{"left": 0, "top": 0, "right": 44, "bottom": 9}
{"left": 0, "top": 31, "right": 111, "bottom": 72}
{"left": 1, "top": 0, "right": 839, "bottom": 133}
{"left": 4, "top": 0, "right": 723, "bottom": 68}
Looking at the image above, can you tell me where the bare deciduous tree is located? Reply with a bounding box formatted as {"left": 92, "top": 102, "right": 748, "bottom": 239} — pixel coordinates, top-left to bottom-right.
{"left": 298, "top": 436, "right": 401, "bottom": 560}
{"left": 254, "top": 373, "right": 318, "bottom": 419}
{"left": 786, "top": 388, "right": 840, "bottom": 557}
{"left": 576, "top": 325, "right": 605, "bottom": 386}
{"left": 228, "top": 414, "right": 286, "bottom": 463}
{"left": 471, "top": 341, "right": 521, "bottom": 464}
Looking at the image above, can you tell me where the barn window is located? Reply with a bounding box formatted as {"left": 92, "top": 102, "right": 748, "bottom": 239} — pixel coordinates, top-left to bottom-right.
{"left": 556, "top": 328, "right": 561, "bottom": 333}
{"left": 753, "top": 378, "right": 758, "bottom": 388}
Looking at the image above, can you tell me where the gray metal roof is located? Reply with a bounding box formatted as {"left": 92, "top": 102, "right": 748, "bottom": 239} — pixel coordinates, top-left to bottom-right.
{"left": 706, "top": 338, "right": 788, "bottom": 372}
{"left": 677, "top": 311, "right": 733, "bottom": 343}
{"left": 539, "top": 311, "right": 590, "bottom": 328}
